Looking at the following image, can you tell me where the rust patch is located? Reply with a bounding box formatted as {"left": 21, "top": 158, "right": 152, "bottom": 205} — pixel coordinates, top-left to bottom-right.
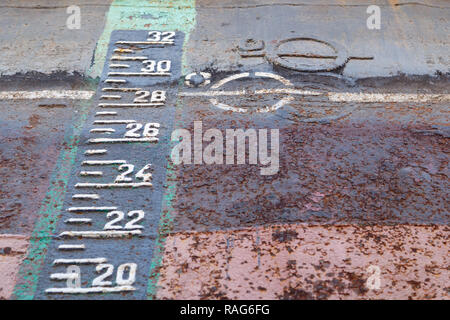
{"left": 156, "top": 224, "right": 449, "bottom": 300}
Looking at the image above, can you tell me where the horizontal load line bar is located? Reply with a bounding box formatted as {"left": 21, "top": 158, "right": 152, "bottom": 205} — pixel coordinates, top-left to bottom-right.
{"left": 179, "top": 89, "right": 322, "bottom": 97}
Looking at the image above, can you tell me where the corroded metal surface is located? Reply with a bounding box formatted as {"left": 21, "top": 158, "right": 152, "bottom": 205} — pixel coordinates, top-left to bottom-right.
{"left": 156, "top": 225, "right": 448, "bottom": 299}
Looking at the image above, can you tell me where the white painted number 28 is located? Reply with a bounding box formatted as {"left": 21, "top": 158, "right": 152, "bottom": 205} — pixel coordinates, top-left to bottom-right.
{"left": 134, "top": 91, "right": 166, "bottom": 103}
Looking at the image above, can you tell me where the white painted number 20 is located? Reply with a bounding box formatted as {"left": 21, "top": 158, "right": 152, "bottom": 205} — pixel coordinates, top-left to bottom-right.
{"left": 92, "top": 263, "right": 137, "bottom": 287}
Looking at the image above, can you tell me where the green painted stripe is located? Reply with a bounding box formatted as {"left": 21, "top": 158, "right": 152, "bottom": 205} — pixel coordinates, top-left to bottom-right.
{"left": 87, "top": 0, "right": 196, "bottom": 79}
{"left": 12, "top": 97, "right": 93, "bottom": 300}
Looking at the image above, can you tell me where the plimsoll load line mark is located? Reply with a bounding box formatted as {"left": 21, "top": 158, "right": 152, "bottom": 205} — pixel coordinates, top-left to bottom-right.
{"left": 178, "top": 88, "right": 321, "bottom": 97}
{"left": 179, "top": 89, "right": 450, "bottom": 103}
